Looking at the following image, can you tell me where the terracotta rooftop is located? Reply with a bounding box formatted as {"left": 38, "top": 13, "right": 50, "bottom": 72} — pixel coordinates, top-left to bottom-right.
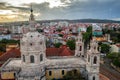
{"left": 0, "top": 48, "right": 20, "bottom": 62}
{"left": 116, "top": 44, "right": 120, "bottom": 48}
{"left": 0, "top": 45, "right": 74, "bottom": 66}
{"left": 46, "top": 45, "right": 74, "bottom": 57}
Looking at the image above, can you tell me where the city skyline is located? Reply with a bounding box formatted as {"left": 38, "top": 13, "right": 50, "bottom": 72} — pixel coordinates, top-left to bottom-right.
{"left": 0, "top": 0, "right": 120, "bottom": 22}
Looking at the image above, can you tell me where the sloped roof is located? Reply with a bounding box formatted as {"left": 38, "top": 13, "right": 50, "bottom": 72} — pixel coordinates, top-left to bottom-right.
{"left": 46, "top": 48, "right": 62, "bottom": 56}
{"left": 0, "top": 45, "right": 74, "bottom": 66}
{"left": 116, "top": 44, "right": 120, "bottom": 48}
{"left": 46, "top": 45, "right": 74, "bottom": 57}
{"left": 0, "top": 48, "right": 21, "bottom": 62}
{"left": 60, "top": 47, "right": 74, "bottom": 56}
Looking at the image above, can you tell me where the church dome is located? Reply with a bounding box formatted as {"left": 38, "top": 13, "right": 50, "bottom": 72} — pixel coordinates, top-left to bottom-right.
{"left": 22, "top": 31, "right": 44, "bottom": 42}
{"left": 21, "top": 31, "right": 45, "bottom": 51}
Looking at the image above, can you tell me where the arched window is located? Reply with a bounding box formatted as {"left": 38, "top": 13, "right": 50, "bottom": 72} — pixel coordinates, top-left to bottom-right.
{"left": 40, "top": 54, "right": 43, "bottom": 61}
{"left": 79, "top": 46, "right": 82, "bottom": 51}
{"left": 93, "top": 56, "right": 97, "bottom": 64}
{"left": 23, "top": 55, "right": 25, "bottom": 62}
{"left": 30, "top": 43, "right": 32, "bottom": 46}
{"left": 62, "top": 70, "right": 64, "bottom": 75}
{"left": 93, "top": 76, "right": 95, "bottom": 80}
{"left": 49, "top": 71, "right": 52, "bottom": 76}
{"left": 80, "top": 39, "right": 81, "bottom": 41}
{"left": 30, "top": 55, "right": 34, "bottom": 63}
{"left": 74, "top": 69, "right": 77, "bottom": 74}
{"left": 94, "top": 46, "right": 96, "bottom": 49}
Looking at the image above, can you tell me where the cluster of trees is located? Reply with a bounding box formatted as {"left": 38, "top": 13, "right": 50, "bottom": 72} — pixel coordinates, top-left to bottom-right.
{"left": 103, "top": 28, "right": 120, "bottom": 43}
{"left": 98, "top": 43, "right": 110, "bottom": 54}
{"left": 83, "top": 26, "right": 92, "bottom": 43}
{"left": 66, "top": 40, "right": 75, "bottom": 50}
{"left": 58, "top": 34, "right": 63, "bottom": 37}
{"left": 0, "top": 39, "right": 19, "bottom": 52}
{"left": 54, "top": 42, "right": 62, "bottom": 48}
{"left": 110, "top": 32, "right": 120, "bottom": 43}
{"left": 62, "top": 69, "right": 85, "bottom": 80}
{"left": 107, "top": 52, "right": 120, "bottom": 67}
{"left": 54, "top": 26, "right": 93, "bottom": 50}
{"left": 54, "top": 40, "right": 75, "bottom": 50}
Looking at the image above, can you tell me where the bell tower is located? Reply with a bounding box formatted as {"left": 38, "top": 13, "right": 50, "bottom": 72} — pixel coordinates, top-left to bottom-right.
{"left": 86, "top": 37, "right": 100, "bottom": 80}
{"left": 20, "top": 5, "right": 46, "bottom": 65}
{"left": 75, "top": 32, "right": 84, "bottom": 57}
{"left": 18, "top": 6, "right": 46, "bottom": 80}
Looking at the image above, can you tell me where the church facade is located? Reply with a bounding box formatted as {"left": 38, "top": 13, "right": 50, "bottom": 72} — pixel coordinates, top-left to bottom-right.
{"left": 0, "top": 7, "right": 100, "bottom": 80}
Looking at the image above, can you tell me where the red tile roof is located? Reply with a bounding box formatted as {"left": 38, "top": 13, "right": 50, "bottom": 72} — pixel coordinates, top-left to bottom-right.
{"left": 46, "top": 45, "right": 74, "bottom": 57}
{"left": 0, "top": 45, "right": 74, "bottom": 66}
{"left": 116, "top": 44, "right": 120, "bottom": 48}
{"left": 0, "top": 48, "right": 21, "bottom": 65}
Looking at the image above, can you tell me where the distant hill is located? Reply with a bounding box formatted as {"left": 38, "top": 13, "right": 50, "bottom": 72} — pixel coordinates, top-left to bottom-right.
{"left": 44, "top": 19, "right": 120, "bottom": 23}
{"left": 38, "top": 19, "right": 120, "bottom": 23}
{"left": 0, "top": 19, "right": 120, "bottom": 26}
{"left": 71, "top": 19, "right": 120, "bottom": 23}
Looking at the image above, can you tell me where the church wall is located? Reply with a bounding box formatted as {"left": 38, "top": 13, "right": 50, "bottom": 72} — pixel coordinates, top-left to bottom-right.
{"left": 46, "top": 68, "right": 80, "bottom": 80}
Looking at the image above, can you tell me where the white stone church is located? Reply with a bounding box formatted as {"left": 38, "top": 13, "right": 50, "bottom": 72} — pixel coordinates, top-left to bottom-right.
{"left": 0, "top": 7, "right": 100, "bottom": 80}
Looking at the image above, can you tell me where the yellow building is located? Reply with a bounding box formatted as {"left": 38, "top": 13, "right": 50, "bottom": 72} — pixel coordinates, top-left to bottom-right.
{"left": 1, "top": 71, "right": 15, "bottom": 79}
{"left": 6, "top": 44, "right": 19, "bottom": 51}
{"left": 46, "top": 69, "right": 67, "bottom": 80}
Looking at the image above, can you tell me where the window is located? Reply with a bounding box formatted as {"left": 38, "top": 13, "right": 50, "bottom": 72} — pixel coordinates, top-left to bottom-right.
{"left": 14, "top": 73, "right": 16, "bottom": 77}
{"left": 93, "top": 56, "right": 97, "bottom": 64}
{"left": 40, "top": 54, "right": 43, "bottom": 61}
{"left": 74, "top": 69, "right": 77, "bottom": 74}
{"left": 30, "top": 43, "right": 32, "bottom": 46}
{"left": 94, "top": 46, "right": 96, "bottom": 50}
{"left": 62, "top": 70, "right": 64, "bottom": 75}
{"left": 79, "top": 46, "right": 82, "bottom": 51}
{"left": 93, "top": 76, "right": 95, "bottom": 80}
{"left": 80, "top": 38, "right": 82, "bottom": 42}
{"left": 23, "top": 55, "right": 25, "bottom": 62}
{"left": 49, "top": 71, "right": 52, "bottom": 76}
{"left": 30, "top": 35, "right": 33, "bottom": 38}
{"left": 30, "top": 55, "right": 34, "bottom": 63}
{"left": 40, "top": 42, "right": 42, "bottom": 45}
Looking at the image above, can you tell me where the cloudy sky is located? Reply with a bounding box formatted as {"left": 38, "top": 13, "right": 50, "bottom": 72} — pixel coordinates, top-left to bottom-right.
{"left": 0, "top": 0, "right": 120, "bottom": 22}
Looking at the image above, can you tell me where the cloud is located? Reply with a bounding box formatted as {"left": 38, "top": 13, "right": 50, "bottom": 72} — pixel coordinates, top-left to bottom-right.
{"left": 0, "top": 0, "right": 120, "bottom": 22}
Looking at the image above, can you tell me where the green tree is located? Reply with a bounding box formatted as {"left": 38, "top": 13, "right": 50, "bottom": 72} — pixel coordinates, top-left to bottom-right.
{"left": 0, "top": 43, "right": 6, "bottom": 52}
{"left": 66, "top": 40, "right": 75, "bottom": 50}
{"left": 113, "top": 58, "right": 120, "bottom": 67}
{"left": 100, "top": 44, "right": 110, "bottom": 53}
{"left": 83, "top": 26, "right": 92, "bottom": 43}
{"left": 107, "top": 52, "right": 118, "bottom": 60}
{"left": 56, "top": 28, "right": 62, "bottom": 32}
{"left": 37, "top": 29, "right": 43, "bottom": 33}
{"left": 107, "top": 52, "right": 120, "bottom": 67}
{"left": 87, "top": 26, "right": 92, "bottom": 33}
{"left": 0, "top": 39, "right": 20, "bottom": 52}
{"left": 54, "top": 43, "right": 62, "bottom": 48}
{"left": 117, "top": 34, "right": 120, "bottom": 42}
{"left": 58, "top": 34, "right": 63, "bottom": 37}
